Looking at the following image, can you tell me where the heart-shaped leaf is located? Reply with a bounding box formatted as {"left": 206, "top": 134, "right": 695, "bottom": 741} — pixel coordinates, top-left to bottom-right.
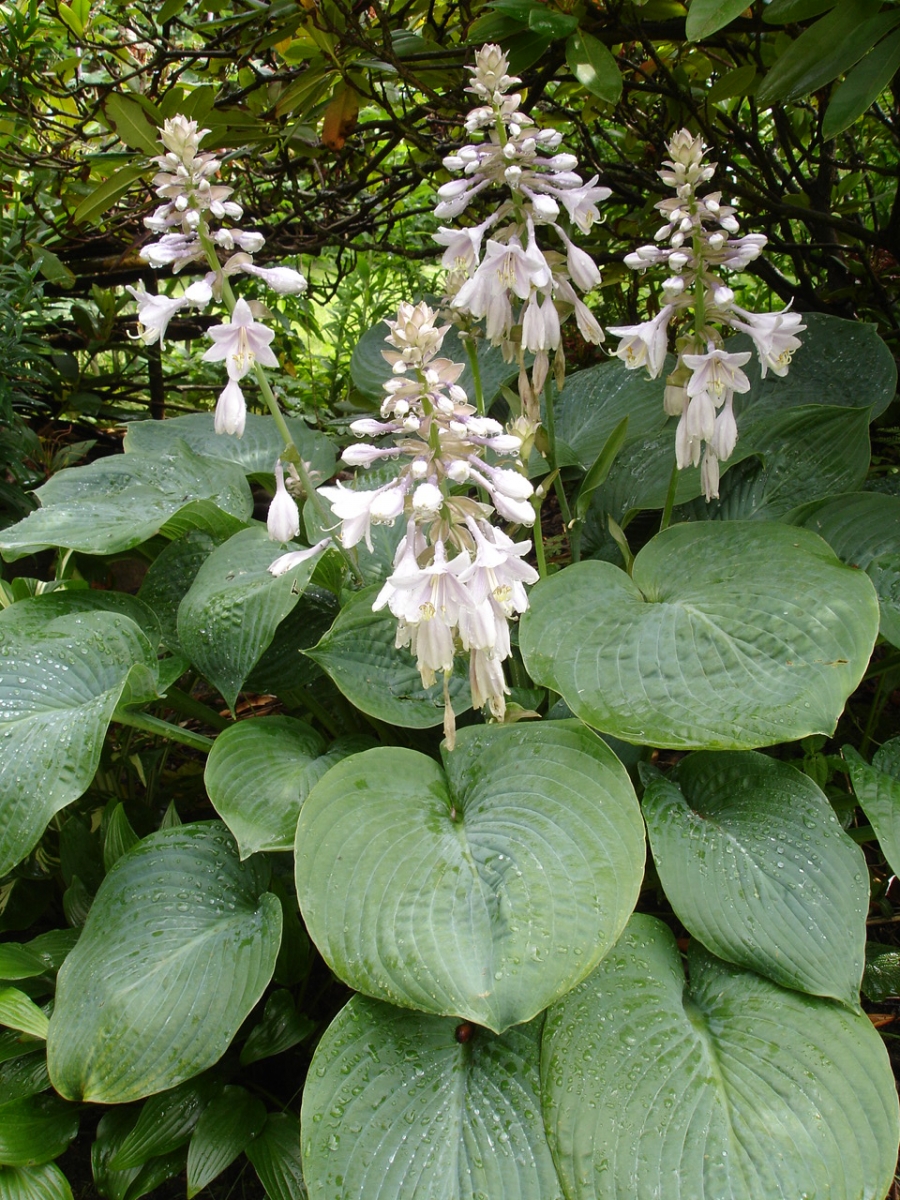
{"left": 0, "top": 612, "right": 159, "bottom": 876}
{"left": 295, "top": 721, "right": 644, "bottom": 1032}
{"left": 301, "top": 995, "right": 562, "bottom": 1200}
{"left": 542, "top": 915, "right": 900, "bottom": 1200}
{"left": 642, "top": 752, "right": 868, "bottom": 1004}
{"left": 305, "top": 585, "right": 472, "bottom": 728}
{"left": 123, "top": 413, "right": 336, "bottom": 484}
{"left": 177, "top": 526, "right": 322, "bottom": 709}
{"left": 845, "top": 738, "right": 900, "bottom": 875}
{"left": 789, "top": 491, "right": 900, "bottom": 646}
{"left": 47, "top": 823, "right": 281, "bottom": 1103}
{"left": 205, "top": 717, "right": 372, "bottom": 857}
{"left": 0, "top": 443, "right": 252, "bottom": 561}
{"left": 520, "top": 523, "right": 879, "bottom": 749}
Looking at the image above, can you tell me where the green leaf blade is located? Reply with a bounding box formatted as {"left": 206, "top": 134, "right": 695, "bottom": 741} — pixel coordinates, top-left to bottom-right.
{"left": 295, "top": 722, "right": 644, "bottom": 1032}
{"left": 47, "top": 824, "right": 282, "bottom": 1103}
{"left": 642, "top": 752, "right": 868, "bottom": 1003}
{"left": 520, "top": 523, "right": 879, "bottom": 749}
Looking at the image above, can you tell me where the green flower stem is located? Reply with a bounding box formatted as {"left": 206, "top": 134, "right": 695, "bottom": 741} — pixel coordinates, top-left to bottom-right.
{"left": 197, "top": 226, "right": 364, "bottom": 585}
{"left": 464, "top": 338, "right": 485, "bottom": 416}
{"left": 158, "top": 687, "right": 231, "bottom": 731}
{"left": 532, "top": 495, "right": 549, "bottom": 579}
{"left": 659, "top": 459, "right": 679, "bottom": 532}
{"left": 112, "top": 709, "right": 215, "bottom": 753}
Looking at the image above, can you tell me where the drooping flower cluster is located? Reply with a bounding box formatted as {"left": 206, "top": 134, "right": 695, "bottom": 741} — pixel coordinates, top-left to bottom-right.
{"left": 128, "top": 115, "right": 307, "bottom": 439}
{"left": 271, "top": 301, "right": 538, "bottom": 725}
{"left": 609, "top": 128, "right": 805, "bottom": 500}
{"left": 435, "top": 44, "right": 608, "bottom": 417}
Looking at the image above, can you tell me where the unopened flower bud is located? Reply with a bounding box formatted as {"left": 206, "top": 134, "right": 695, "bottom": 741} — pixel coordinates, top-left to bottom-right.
{"left": 267, "top": 461, "right": 301, "bottom": 543}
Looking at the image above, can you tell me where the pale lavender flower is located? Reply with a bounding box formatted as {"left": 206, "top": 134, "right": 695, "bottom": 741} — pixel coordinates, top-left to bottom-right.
{"left": 203, "top": 298, "right": 278, "bottom": 380}
{"left": 608, "top": 306, "right": 675, "bottom": 378}
{"left": 268, "top": 538, "right": 331, "bottom": 577}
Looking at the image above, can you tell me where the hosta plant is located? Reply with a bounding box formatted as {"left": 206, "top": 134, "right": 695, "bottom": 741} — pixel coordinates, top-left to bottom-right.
{"left": 1, "top": 46, "right": 899, "bottom": 1200}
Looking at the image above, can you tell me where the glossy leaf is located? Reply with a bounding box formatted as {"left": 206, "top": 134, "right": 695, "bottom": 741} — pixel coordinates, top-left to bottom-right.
{"left": 0, "top": 1096, "right": 79, "bottom": 1167}
{"left": 245, "top": 1113, "right": 306, "bottom": 1200}
{"left": 295, "top": 722, "right": 644, "bottom": 1032}
{"left": 542, "top": 916, "right": 900, "bottom": 1200}
{"left": 845, "top": 739, "right": 900, "bottom": 876}
{"left": 239, "top": 989, "right": 315, "bottom": 1066}
{"left": 823, "top": 28, "right": 900, "bottom": 138}
{"left": 0, "top": 945, "right": 47, "bottom": 981}
{"left": 0, "top": 1053, "right": 51, "bottom": 1103}
{"left": 565, "top": 31, "right": 622, "bottom": 102}
{"left": 123, "top": 413, "right": 336, "bottom": 485}
{"left": 520, "top": 523, "right": 879, "bottom": 749}
{"left": 47, "top": 823, "right": 281, "bottom": 1103}
{"left": 0, "top": 991, "right": 49, "bottom": 1040}
{"left": 111, "top": 1076, "right": 221, "bottom": 1170}
{"left": 0, "top": 1163, "right": 73, "bottom": 1200}
{"left": 301, "top": 995, "right": 561, "bottom": 1200}
{"left": 138, "top": 531, "right": 220, "bottom": 653}
{"left": 685, "top": 0, "right": 752, "bottom": 41}
{"left": 0, "top": 591, "right": 161, "bottom": 647}
{"left": 177, "top": 526, "right": 321, "bottom": 709}
{"left": 204, "top": 716, "right": 325, "bottom": 857}
{"left": 104, "top": 94, "right": 160, "bottom": 155}
{"left": 642, "top": 752, "right": 867, "bottom": 1003}
{"left": 789, "top": 491, "right": 900, "bottom": 647}
{"left": 0, "top": 612, "right": 159, "bottom": 876}
{"left": 305, "top": 585, "right": 472, "bottom": 728}
{"left": 0, "top": 444, "right": 252, "bottom": 560}
{"left": 186, "top": 1086, "right": 267, "bottom": 1198}
{"left": 756, "top": 0, "right": 889, "bottom": 105}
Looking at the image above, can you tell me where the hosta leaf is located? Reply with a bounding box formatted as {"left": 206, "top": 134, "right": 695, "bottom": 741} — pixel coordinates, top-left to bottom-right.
{"left": 547, "top": 358, "right": 668, "bottom": 471}
{"left": 641, "top": 752, "right": 867, "bottom": 1003}
{"left": 295, "top": 722, "right": 644, "bottom": 1032}
{"left": 245, "top": 1114, "right": 306, "bottom": 1200}
{"left": 305, "top": 585, "right": 472, "bottom": 728}
{"left": 789, "top": 491, "right": 900, "bottom": 646}
{"left": 0, "top": 1052, "right": 51, "bottom": 1102}
{"left": 111, "top": 1076, "right": 221, "bottom": 1170}
{"left": 204, "top": 716, "right": 326, "bottom": 857}
{"left": 674, "top": 403, "right": 871, "bottom": 522}
{"left": 186, "top": 1086, "right": 267, "bottom": 1198}
{"left": 0, "top": 945, "right": 48, "bottom": 981}
{"left": 0, "top": 444, "right": 252, "bottom": 560}
{"left": 123, "top": 413, "right": 336, "bottom": 484}
{"left": 301, "top": 996, "right": 561, "bottom": 1200}
{"left": 0, "top": 1096, "right": 79, "bottom": 1167}
{"left": 47, "top": 823, "right": 281, "bottom": 1103}
{"left": 863, "top": 942, "right": 900, "bottom": 1003}
{"left": 0, "top": 612, "right": 159, "bottom": 876}
{"left": 0, "top": 591, "right": 161, "bottom": 647}
{"left": 349, "top": 317, "right": 519, "bottom": 408}
{"left": 177, "top": 526, "right": 321, "bottom": 709}
{"left": 239, "top": 989, "right": 315, "bottom": 1066}
{"left": 520, "top": 523, "right": 878, "bottom": 749}
{"left": 0, "top": 991, "right": 50, "bottom": 1040}
{"left": 542, "top": 916, "right": 900, "bottom": 1200}
{"left": 138, "top": 531, "right": 221, "bottom": 653}
{"left": 0, "top": 1163, "right": 73, "bottom": 1200}
{"left": 844, "top": 738, "right": 900, "bottom": 875}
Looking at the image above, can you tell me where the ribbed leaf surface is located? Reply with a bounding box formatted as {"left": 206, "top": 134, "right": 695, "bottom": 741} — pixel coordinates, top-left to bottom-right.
{"left": 520, "top": 523, "right": 878, "bottom": 749}
{"left": 642, "top": 752, "right": 867, "bottom": 1003}
{"left": 47, "top": 824, "right": 281, "bottom": 1103}
{"left": 542, "top": 916, "right": 900, "bottom": 1200}
{"left": 301, "top": 996, "right": 561, "bottom": 1200}
{"left": 295, "top": 722, "right": 644, "bottom": 1032}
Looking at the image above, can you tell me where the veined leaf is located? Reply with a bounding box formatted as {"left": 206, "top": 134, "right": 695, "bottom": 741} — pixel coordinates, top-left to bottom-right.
{"left": 542, "top": 916, "right": 900, "bottom": 1200}
{"left": 295, "top": 722, "right": 644, "bottom": 1032}
{"left": 104, "top": 94, "right": 160, "bottom": 155}
{"left": 301, "top": 997, "right": 561, "bottom": 1199}
{"left": 520, "top": 522, "right": 879, "bottom": 749}
{"left": 47, "top": 824, "right": 281, "bottom": 1103}
{"left": 686, "top": 0, "right": 752, "bottom": 42}
{"left": 0, "top": 1162, "right": 73, "bottom": 1200}
{"left": 642, "top": 752, "right": 867, "bottom": 1004}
